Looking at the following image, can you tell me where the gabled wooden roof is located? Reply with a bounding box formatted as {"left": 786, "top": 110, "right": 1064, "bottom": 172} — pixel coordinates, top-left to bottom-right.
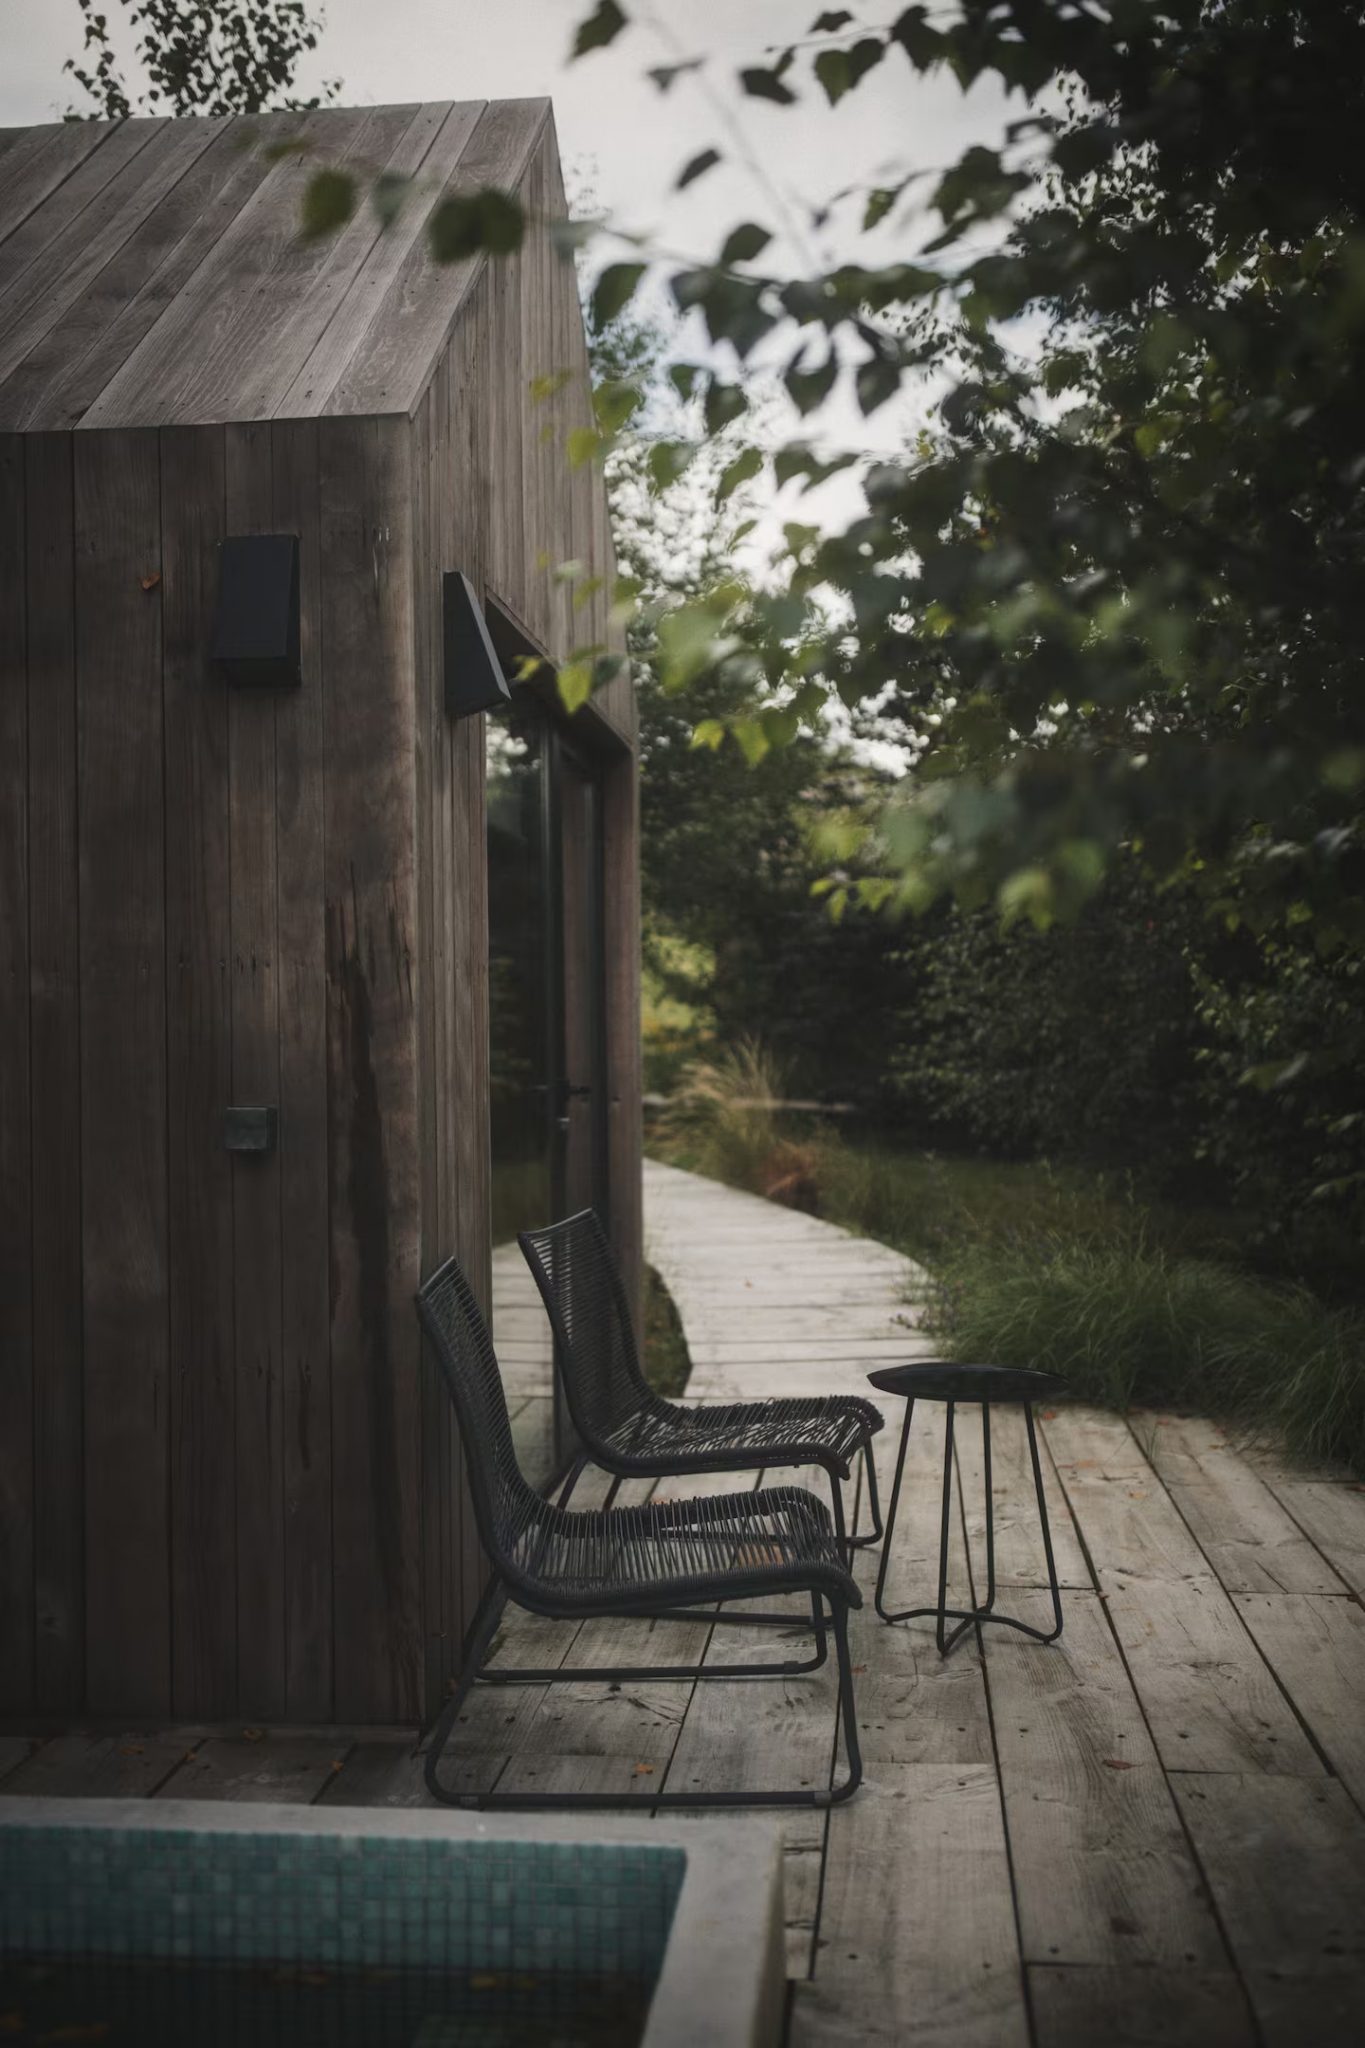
{"left": 0, "top": 100, "right": 551, "bottom": 430}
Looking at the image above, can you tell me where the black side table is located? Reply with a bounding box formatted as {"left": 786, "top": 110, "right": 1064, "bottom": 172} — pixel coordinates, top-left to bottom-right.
{"left": 867, "top": 1361, "right": 1069, "bottom": 1657}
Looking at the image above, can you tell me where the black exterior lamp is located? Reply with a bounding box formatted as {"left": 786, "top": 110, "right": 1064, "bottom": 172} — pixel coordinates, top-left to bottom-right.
{"left": 211, "top": 534, "right": 301, "bottom": 688}
{"left": 443, "top": 571, "right": 512, "bottom": 717}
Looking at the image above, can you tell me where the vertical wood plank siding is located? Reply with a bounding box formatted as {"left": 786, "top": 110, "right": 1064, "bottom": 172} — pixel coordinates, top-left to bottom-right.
{"left": 0, "top": 432, "right": 33, "bottom": 1713}
{"left": 75, "top": 427, "right": 171, "bottom": 1715}
{"left": 161, "top": 422, "right": 236, "bottom": 1718}
{"left": 25, "top": 433, "right": 84, "bottom": 1712}
{"left": 320, "top": 416, "right": 424, "bottom": 1723}
{"left": 272, "top": 420, "right": 333, "bottom": 1722}
{"left": 224, "top": 421, "right": 288, "bottom": 1718}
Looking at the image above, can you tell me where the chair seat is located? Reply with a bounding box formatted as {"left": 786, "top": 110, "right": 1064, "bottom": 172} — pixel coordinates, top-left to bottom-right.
{"left": 506, "top": 1485, "right": 861, "bottom": 1613}
{"left": 602, "top": 1394, "right": 884, "bottom": 1477}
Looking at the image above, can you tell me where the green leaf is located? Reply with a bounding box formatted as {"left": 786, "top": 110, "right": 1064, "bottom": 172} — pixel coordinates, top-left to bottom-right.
{"left": 530, "top": 370, "right": 572, "bottom": 404}
{"left": 891, "top": 7, "right": 946, "bottom": 69}
{"left": 785, "top": 351, "right": 838, "bottom": 415}
{"left": 592, "top": 379, "right": 642, "bottom": 434}
{"left": 997, "top": 869, "right": 1053, "bottom": 932}
{"left": 429, "top": 187, "right": 524, "bottom": 262}
{"left": 739, "top": 66, "right": 797, "bottom": 104}
{"left": 690, "top": 718, "right": 726, "bottom": 751}
{"left": 556, "top": 659, "right": 594, "bottom": 714}
{"left": 677, "top": 148, "right": 721, "bottom": 189}
{"left": 658, "top": 604, "right": 726, "bottom": 691}
{"left": 301, "top": 168, "right": 355, "bottom": 241}
{"left": 717, "top": 446, "right": 763, "bottom": 504}
{"left": 592, "top": 260, "right": 646, "bottom": 326}
{"left": 648, "top": 439, "right": 697, "bottom": 491}
{"left": 668, "top": 362, "right": 704, "bottom": 401}
{"left": 572, "top": 1, "right": 627, "bottom": 58}
{"left": 732, "top": 716, "right": 770, "bottom": 766}
{"left": 704, "top": 381, "right": 749, "bottom": 434}
{"left": 371, "top": 172, "right": 411, "bottom": 230}
{"left": 863, "top": 184, "right": 900, "bottom": 231}
{"left": 811, "top": 9, "right": 853, "bottom": 28}
{"left": 814, "top": 49, "right": 850, "bottom": 102}
{"left": 721, "top": 222, "right": 772, "bottom": 266}
{"left": 855, "top": 352, "right": 901, "bottom": 414}
{"left": 567, "top": 426, "right": 603, "bottom": 468}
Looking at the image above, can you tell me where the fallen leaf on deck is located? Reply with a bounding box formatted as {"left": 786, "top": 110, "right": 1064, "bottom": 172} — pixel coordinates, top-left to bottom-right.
{"left": 631, "top": 1763, "right": 655, "bottom": 1777}
{"left": 241, "top": 1727, "right": 265, "bottom": 1742}
{"left": 1103, "top": 1758, "right": 1136, "bottom": 1770}
{"left": 140, "top": 572, "right": 161, "bottom": 592}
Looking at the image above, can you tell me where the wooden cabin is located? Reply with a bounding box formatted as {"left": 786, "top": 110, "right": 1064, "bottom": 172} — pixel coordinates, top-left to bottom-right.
{"left": 0, "top": 104, "right": 640, "bottom": 1730}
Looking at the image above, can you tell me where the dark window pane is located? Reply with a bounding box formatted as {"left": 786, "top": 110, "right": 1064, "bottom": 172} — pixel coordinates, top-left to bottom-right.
{"left": 486, "top": 695, "right": 556, "bottom": 1489}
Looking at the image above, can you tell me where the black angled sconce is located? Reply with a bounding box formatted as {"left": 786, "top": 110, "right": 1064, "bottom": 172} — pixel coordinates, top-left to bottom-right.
{"left": 443, "top": 570, "right": 511, "bottom": 717}
{"left": 211, "top": 534, "right": 301, "bottom": 688}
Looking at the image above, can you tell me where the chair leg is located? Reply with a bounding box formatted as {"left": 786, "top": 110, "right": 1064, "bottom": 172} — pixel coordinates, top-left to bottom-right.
{"left": 437, "top": 1593, "right": 864, "bottom": 1811}
{"left": 553, "top": 1456, "right": 587, "bottom": 1512}
{"left": 1026, "top": 1405, "right": 1065, "bottom": 1643}
{"left": 874, "top": 1398, "right": 915, "bottom": 1623}
{"left": 425, "top": 1579, "right": 509, "bottom": 1805}
{"left": 828, "top": 1466, "right": 851, "bottom": 1562}
{"left": 844, "top": 1438, "right": 884, "bottom": 1551}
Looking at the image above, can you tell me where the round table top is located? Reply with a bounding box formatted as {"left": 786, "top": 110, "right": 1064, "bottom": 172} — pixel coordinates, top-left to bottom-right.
{"left": 866, "top": 1361, "right": 1070, "bottom": 1404}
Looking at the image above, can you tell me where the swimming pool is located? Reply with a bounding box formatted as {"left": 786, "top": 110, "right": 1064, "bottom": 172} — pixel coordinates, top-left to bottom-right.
{"left": 0, "top": 1797, "right": 783, "bottom": 2048}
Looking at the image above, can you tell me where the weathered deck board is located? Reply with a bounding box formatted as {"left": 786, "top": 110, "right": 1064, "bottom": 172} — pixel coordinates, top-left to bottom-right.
{"left": 1042, "top": 1407, "right": 1323, "bottom": 1776}
{"left": 983, "top": 1593, "right": 1225, "bottom": 1969}
{"left": 796, "top": 1764, "right": 1030, "bottom": 2048}
{"left": 157, "top": 1733, "right": 348, "bottom": 1804}
{"left": 1232, "top": 1591, "right": 1365, "bottom": 1810}
{"left": 1172, "top": 1773, "right": 1365, "bottom": 2045}
{"left": 1143, "top": 1413, "right": 1349, "bottom": 1596}
{"left": 1257, "top": 1473, "right": 1365, "bottom": 1601}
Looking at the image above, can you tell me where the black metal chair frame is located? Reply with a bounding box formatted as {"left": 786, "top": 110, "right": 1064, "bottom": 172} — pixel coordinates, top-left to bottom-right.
{"left": 518, "top": 1210, "right": 886, "bottom": 1590}
{"left": 415, "top": 1254, "right": 865, "bottom": 1810}
{"left": 875, "top": 1394, "right": 1064, "bottom": 1656}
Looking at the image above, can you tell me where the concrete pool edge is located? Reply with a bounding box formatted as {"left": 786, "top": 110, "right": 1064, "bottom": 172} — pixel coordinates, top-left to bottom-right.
{"left": 0, "top": 1796, "right": 786, "bottom": 2048}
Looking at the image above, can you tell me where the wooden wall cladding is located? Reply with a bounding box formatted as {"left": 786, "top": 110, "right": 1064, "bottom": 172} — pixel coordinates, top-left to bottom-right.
{"left": 0, "top": 420, "right": 426, "bottom": 1724}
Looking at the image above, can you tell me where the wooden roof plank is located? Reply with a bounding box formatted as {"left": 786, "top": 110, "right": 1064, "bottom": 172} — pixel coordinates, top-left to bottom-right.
{"left": 0, "top": 119, "right": 273, "bottom": 432}
{"left": 0, "top": 122, "right": 114, "bottom": 255}
{"left": 273, "top": 98, "right": 484, "bottom": 419}
{"left": 77, "top": 106, "right": 381, "bottom": 429}
{"left": 320, "top": 97, "right": 550, "bottom": 420}
{"left": 155, "top": 101, "right": 439, "bottom": 425}
{"left": 0, "top": 120, "right": 166, "bottom": 299}
{"left": 0, "top": 120, "right": 218, "bottom": 409}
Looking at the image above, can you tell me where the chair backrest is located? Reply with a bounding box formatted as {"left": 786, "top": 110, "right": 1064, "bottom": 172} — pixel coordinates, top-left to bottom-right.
{"left": 518, "top": 1209, "right": 652, "bottom": 1454}
{"left": 414, "top": 1255, "right": 543, "bottom": 1575}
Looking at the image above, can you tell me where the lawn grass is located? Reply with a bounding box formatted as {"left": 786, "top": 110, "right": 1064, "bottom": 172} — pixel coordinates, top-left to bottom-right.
{"left": 647, "top": 1047, "right": 1364, "bottom": 1472}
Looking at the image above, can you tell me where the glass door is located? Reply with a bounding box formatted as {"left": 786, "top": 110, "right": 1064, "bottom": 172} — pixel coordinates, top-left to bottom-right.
{"left": 485, "top": 691, "right": 608, "bottom": 1488}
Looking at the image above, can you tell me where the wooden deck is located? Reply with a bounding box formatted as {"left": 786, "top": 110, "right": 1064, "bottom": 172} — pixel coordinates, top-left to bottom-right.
{"left": 4, "top": 1157, "right": 1364, "bottom": 2044}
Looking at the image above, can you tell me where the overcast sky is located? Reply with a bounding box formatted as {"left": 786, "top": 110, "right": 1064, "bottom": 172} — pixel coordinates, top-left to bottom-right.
{"left": 3, "top": 3, "right": 1015, "bottom": 552}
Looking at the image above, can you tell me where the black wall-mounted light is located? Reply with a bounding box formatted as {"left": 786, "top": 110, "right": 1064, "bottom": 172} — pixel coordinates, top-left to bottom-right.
{"left": 443, "top": 571, "right": 511, "bottom": 717}
{"left": 211, "top": 534, "right": 301, "bottom": 688}
{"left": 222, "top": 1106, "right": 278, "bottom": 1154}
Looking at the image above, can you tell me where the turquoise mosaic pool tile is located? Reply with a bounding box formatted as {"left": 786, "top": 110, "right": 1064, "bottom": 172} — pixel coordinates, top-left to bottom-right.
{"left": 0, "top": 1822, "right": 685, "bottom": 1983}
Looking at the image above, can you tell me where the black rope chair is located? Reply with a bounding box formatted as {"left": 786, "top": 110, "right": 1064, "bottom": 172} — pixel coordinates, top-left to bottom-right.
{"left": 415, "top": 1253, "right": 865, "bottom": 1809}
{"left": 518, "top": 1208, "right": 886, "bottom": 1565}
